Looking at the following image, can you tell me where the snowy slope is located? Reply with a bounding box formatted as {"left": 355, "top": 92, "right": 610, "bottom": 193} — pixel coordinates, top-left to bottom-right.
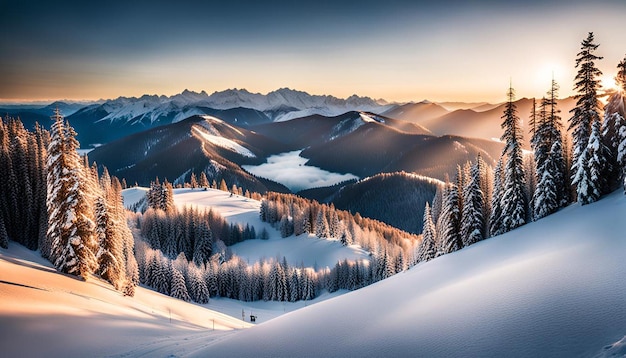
{"left": 123, "top": 188, "right": 370, "bottom": 268}
{"left": 0, "top": 242, "right": 346, "bottom": 357}
{"left": 196, "top": 190, "right": 626, "bottom": 358}
{"left": 3, "top": 191, "right": 625, "bottom": 357}
{"left": 0, "top": 243, "right": 252, "bottom": 358}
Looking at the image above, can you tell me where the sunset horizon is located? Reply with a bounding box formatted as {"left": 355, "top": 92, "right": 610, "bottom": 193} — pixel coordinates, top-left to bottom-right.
{"left": 2, "top": 0, "right": 626, "bottom": 104}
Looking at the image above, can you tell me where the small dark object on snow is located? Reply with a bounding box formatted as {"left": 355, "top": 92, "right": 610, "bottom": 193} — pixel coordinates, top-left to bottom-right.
{"left": 250, "top": 315, "right": 257, "bottom": 322}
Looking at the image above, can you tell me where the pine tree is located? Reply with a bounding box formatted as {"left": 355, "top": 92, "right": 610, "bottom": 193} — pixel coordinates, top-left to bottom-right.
{"left": 170, "top": 267, "right": 191, "bottom": 302}
{"left": 315, "top": 210, "right": 330, "bottom": 238}
{"left": 569, "top": 32, "right": 603, "bottom": 195}
{"left": 289, "top": 270, "right": 300, "bottom": 302}
{"left": 436, "top": 182, "right": 462, "bottom": 254}
{"left": 190, "top": 172, "right": 198, "bottom": 189}
{"left": 46, "top": 111, "right": 98, "bottom": 279}
{"left": 188, "top": 266, "right": 209, "bottom": 303}
{"left": 461, "top": 156, "right": 485, "bottom": 246}
{"left": 418, "top": 202, "right": 436, "bottom": 262}
{"left": 533, "top": 79, "right": 567, "bottom": 219}
{"left": 154, "top": 256, "right": 171, "bottom": 295}
{"left": 219, "top": 179, "right": 228, "bottom": 192}
{"left": 199, "top": 171, "right": 209, "bottom": 188}
{"left": 499, "top": 85, "right": 528, "bottom": 233}
{"left": 533, "top": 141, "right": 560, "bottom": 219}
{"left": 603, "top": 55, "right": 626, "bottom": 189}
{"left": 192, "top": 222, "right": 213, "bottom": 267}
{"left": 430, "top": 185, "right": 444, "bottom": 224}
{"left": 111, "top": 176, "right": 138, "bottom": 293}
{"left": 95, "top": 196, "right": 125, "bottom": 289}
{"left": 574, "top": 119, "right": 608, "bottom": 204}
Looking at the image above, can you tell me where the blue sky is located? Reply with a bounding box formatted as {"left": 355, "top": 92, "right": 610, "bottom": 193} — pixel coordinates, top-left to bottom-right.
{"left": 1, "top": 0, "right": 625, "bottom": 103}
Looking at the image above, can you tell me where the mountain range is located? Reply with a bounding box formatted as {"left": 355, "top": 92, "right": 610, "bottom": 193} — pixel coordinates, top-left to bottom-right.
{"left": 2, "top": 88, "right": 576, "bottom": 149}
{"left": 5, "top": 87, "right": 580, "bottom": 233}
{"left": 2, "top": 88, "right": 390, "bottom": 147}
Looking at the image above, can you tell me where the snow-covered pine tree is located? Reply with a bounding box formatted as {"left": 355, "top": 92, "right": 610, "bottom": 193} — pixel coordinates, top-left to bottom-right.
{"left": 574, "top": 119, "right": 609, "bottom": 204}
{"left": 461, "top": 155, "right": 485, "bottom": 246}
{"left": 187, "top": 264, "right": 209, "bottom": 303}
{"left": 46, "top": 110, "right": 98, "bottom": 279}
{"left": 289, "top": 269, "right": 300, "bottom": 302}
{"left": 192, "top": 222, "right": 212, "bottom": 266}
{"left": 533, "top": 80, "right": 567, "bottom": 219}
{"left": 95, "top": 196, "right": 125, "bottom": 289}
{"left": 0, "top": 119, "right": 18, "bottom": 245}
{"left": 279, "top": 215, "right": 291, "bottom": 238}
{"left": 110, "top": 176, "right": 139, "bottom": 293}
{"left": 430, "top": 184, "right": 444, "bottom": 224}
{"left": 436, "top": 181, "right": 462, "bottom": 255}
{"left": 569, "top": 32, "right": 603, "bottom": 196}
{"left": 154, "top": 255, "right": 171, "bottom": 295}
{"left": 603, "top": 56, "right": 626, "bottom": 189}
{"left": 9, "top": 121, "right": 32, "bottom": 246}
{"left": 499, "top": 85, "right": 528, "bottom": 233}
{"left": 418, "top": 202, "right": 436, "bottom": 263}
{"left": 0, "top": 118, "right": 48, "bottom": 251}
{"left": 170, "top": 267, "right": 191, "bottom": 302}
{"left": 315, "top": 209, "right": 330, "bottom": 238}
{"left": 489, "top": 157, "right": 504, "bottom": 236}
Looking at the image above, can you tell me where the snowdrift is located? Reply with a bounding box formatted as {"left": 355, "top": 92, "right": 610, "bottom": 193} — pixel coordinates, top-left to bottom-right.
{"left": 195, "top": 190, "right": 626, "bottom": 357}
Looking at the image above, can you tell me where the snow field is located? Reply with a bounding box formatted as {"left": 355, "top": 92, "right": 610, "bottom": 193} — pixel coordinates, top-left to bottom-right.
{"left": 0, "top": 243, "right": 252, "bottom": 358}
{"left": 0, "top": 242, "right": 347, "bottom": 357}
{"left": 195, "top": 190, "right": 626, "bottom": 357}
{"left": 169, "top": 188, "right": 370, "bottom": 269}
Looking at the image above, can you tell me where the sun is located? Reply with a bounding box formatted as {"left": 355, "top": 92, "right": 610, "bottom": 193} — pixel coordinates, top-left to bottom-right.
{"left": 600, "top": 74, "right": 618, "bottom": 92}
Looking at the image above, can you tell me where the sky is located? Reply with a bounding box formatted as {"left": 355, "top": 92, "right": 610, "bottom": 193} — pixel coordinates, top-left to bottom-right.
{"left": 1, "top": 0, "right": 625, "bottom": 104}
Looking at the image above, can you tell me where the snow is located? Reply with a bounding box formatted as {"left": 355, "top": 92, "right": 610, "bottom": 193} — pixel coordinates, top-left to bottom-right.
{"left": 90, "top": 88, "right": 393, "bottom": 125}
{"left": 242, "top": 150, "right": 358, "bottom": 192}
{"left": 196, "top": 190, "right": 626, "bottom": 357}
{"left": 192, "top": 126, "right": 255, "bottom": 158}
{"left": 0, "top": 243, "right": 252, "bottom": 358}
{"left": 0, "top": 241, "right": 345, "bottom": 357}
{"left": 121, "top": 188, "right": 370, "bottom": 268}
{"left": 171, "top": 188, "right": 369, "bottom": 268}
{"left": 358, "top": 112, "right": 384, "bottom": 124}
{"left": 5, "top": 188, "right": 626, "bottom": 357}
{"left": 231, "top": 235, "right": 368, "bottom": 269}
{"left": 121, "top": 186, "right": 149, "bottom": 209}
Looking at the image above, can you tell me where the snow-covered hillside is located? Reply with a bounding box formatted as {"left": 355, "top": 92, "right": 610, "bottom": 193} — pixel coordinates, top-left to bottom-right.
{"left": 4, "top": 189, "right": 625, "bottom": 357}
{"left": 0, "top": 243, "right": 252, "bottom": 358}
{"left": 196, "top": 190, "right": 626, "bottom": 357}
{"left": 0, "top": 242, "right": 344, "bottom": 357}
{"left": 122, "top": 187, "right": 370, "bottom": 268}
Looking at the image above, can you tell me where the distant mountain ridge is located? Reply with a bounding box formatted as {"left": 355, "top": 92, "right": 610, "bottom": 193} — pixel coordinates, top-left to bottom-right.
{"left": 77, "top": 87, "right": 391, "bottom": 125}
{"left": 2, "top": 88, "right": 394, "bottom": 147}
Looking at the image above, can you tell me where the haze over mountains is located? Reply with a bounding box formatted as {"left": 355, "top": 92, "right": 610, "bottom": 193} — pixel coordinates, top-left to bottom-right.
{"left": 1, "top": 87, "right": 569, "bottom": 148}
